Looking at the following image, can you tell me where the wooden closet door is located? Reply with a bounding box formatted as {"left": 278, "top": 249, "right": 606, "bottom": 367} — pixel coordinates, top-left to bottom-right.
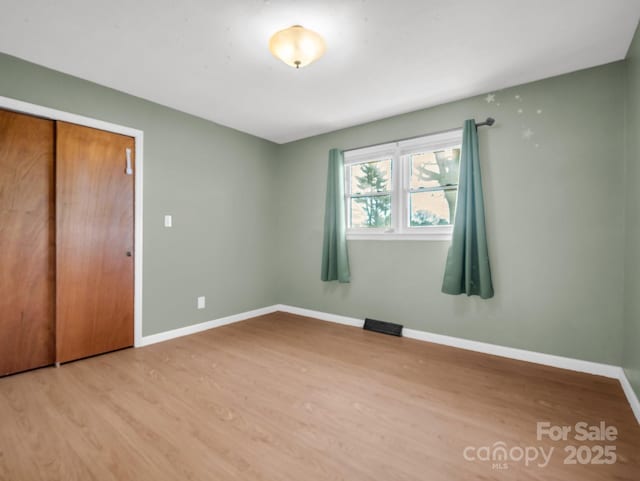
{"left": 56, "top": 122, "right": 134, "bottom": 363}
{"left": 0, "top": 109, "right": 55, "bottom": 375}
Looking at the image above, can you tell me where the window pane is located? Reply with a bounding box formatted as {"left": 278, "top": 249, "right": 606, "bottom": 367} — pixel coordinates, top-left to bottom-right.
{"left": 349, "top": 159, "right": 392, "bottom": 194}
{"left": 350, "top": 196, "right": 391, "bottom": 228}
{"left": 410, "top": 148, "right": 460, "bottom": 190}
{"left": 409, "top": 190, "right": 455, "bottom": 226}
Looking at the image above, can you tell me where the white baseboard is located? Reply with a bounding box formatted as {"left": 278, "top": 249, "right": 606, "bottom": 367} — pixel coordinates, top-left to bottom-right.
{"left": 619, "top": 369, "right": 640, "bottom": 424}
{"left": 275, "top": 304, "right": 640, "bottom": 424}
{"left": 402, "top": 328, "right": 622, "bottom": 378}
{"left": 134, "top": 302, "right": 640, "bottom": 424}
{"left": 138, "top": 305, "right": 278, "bottom": 347}
{"left": 275, "top": 304, "right": 619, "bottom": 376}
{"left": 273, "top": 304, "right": 364, "bottom": 328}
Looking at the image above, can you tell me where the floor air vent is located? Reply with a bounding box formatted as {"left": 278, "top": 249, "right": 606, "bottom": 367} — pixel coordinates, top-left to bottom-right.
{"left": 363, "top": 318, "right": 403, "bottom": 337}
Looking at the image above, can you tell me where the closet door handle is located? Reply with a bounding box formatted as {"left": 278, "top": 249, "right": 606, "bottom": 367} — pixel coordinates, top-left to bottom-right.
{"left": 125, "top": 148, "right": 133, "bottom": 175}
{"left": 126, "top": 251, "right": 132, "bottom": 257}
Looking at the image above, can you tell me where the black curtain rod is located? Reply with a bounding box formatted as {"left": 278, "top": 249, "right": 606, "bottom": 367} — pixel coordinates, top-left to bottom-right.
{"left": 343, "top": 117, "right": 495, "bottom": 153}
{"left": 475, "top": 117, "right": 496, "bottom": 127}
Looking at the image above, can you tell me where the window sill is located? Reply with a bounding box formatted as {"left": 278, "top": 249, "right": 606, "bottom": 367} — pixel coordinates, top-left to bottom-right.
{"left": 346, "top": 228, "right": 453, "bottom": 241}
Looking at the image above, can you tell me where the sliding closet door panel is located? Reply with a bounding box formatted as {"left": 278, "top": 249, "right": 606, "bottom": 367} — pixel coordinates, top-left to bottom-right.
{"left": 0, "top": 109, "right": 55, "bottom": 375}
{"left": 56, "top": 122, "right": 134, "bottom": 363}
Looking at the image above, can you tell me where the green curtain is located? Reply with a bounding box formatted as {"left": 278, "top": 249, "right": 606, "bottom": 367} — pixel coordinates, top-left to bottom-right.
{"left": 321, "top": 149, "right": 350, "bottom": 283}
{"left": 442, "top": 119, "right": 494, "bottom": 298}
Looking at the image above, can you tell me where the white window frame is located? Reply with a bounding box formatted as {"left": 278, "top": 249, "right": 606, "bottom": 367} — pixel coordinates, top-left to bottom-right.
{"left": 344, "top": 129, "right": 462, "bottom": 241}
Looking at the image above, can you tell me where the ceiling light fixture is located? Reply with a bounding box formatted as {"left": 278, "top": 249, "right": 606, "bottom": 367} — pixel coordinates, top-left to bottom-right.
{"left": 269, "top": 25, "right": 326, "bottom": 69}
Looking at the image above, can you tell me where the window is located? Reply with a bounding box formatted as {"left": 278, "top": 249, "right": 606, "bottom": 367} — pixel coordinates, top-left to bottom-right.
{"left": 344, "top": 129, "right": 462, "bottom": 240}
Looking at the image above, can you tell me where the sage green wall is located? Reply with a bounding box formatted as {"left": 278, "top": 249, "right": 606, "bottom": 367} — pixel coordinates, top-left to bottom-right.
{"left": 624, "top": 26, "right": 640, "bottom": 398}
{"left": 274, "top": 62, "right": 626, "bottom": 365}
{"left": 0, "top": 53, "right": 279, "bottom": 336}
{"left": 0, "top": 51, "right": 630, "bottom": 366}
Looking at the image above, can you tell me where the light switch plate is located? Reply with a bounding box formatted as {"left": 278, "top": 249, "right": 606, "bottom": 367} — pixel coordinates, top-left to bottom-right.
{"left": 164, "top": 215, "right": 172, "bottom": 227}
{"left": 197, "top": 296, "right": 206, "bottom": 309}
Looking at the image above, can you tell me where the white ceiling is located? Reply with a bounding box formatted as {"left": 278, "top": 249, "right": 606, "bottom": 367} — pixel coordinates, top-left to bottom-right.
{"left": 1, "top": 1, "right": 639, "bottom": 143}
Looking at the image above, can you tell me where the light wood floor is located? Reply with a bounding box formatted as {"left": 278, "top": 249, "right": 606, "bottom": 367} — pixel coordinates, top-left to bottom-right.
{"left": 1, "top": 312, "right": 638, "bottom": 481}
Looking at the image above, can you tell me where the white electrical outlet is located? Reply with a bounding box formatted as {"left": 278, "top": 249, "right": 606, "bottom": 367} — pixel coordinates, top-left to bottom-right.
{"left": 197, "top": 296, "right": 206, "bottom": 309}
{"left": 164, "top": 215, "right": 172, "bottom": 227}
